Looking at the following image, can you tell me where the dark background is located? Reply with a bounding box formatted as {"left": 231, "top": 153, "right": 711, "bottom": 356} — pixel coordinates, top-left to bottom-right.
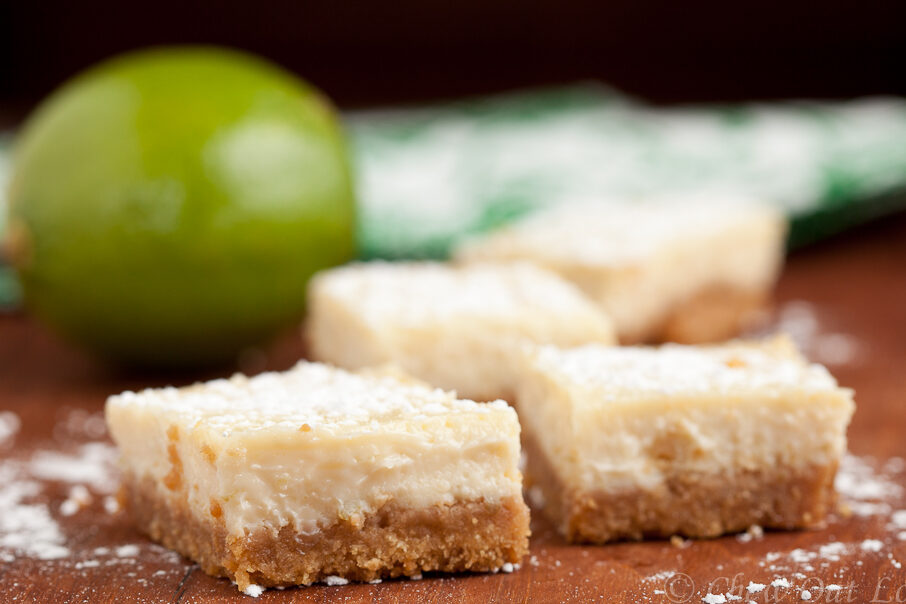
{"left": 2, "top": 0, "right": 905, "bottom": 123}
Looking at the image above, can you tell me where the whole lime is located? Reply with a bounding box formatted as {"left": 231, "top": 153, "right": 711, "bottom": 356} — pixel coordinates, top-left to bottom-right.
{"left": 7, "top": 47, "right": 356, "bottom": 367}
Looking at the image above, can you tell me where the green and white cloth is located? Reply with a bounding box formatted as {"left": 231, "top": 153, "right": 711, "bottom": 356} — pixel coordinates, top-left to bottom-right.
{"left": 349, "top": 85, "right": 906, "bottom": 259}
{"left": 3, "top": 85, "right": 906, "bottom": 307}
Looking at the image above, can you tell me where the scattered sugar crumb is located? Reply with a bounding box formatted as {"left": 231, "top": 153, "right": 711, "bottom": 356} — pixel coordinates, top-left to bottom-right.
{"left": 813, "top": 334, "right": 860, "bottom": 365}
{"left": 527, "top": 485, "right": 545, "bottom": 509}
{"left": 801, "top": 589, "right": 812, "bottom": 600}
{"left": 59, "top": 499, "right": 80, "bottom": 517}
{"left": 59, "top": 485, "right": 93, "bottom": 517}
{"left": 643, "top": 570, "right": 676, "bottom": 583}
{"left": 885, "top": 458, "right": 906, "bottom": 474}
{"left": 54, "top": 409, "right": 108, "bottom": 441}
{"left": 0, "top": 411, "right": 20, "bottom": 445}
{"left": 409, "top": 573, "right": 423, "bottom": 581}
{"left": 501, "top": 562, "right": 516, "bottom": 573}
{"left": 243, "top": 584, "right": 265, "bottom": 597}
{"left": 0, "top": 465, "right": 70, "bottom": 560}
{"left": 836, "top": 455, "right": 902, "bottom": 506}
{"left": 324, "top": 575, "right": 349, "bottom": 586}
{"left": 28, "top": 442, "right": 118, "bottom": 492}
{"left": 529, "top": 555, "right": 539, "bottom": 567}
{"left": 819, "top": 542, "right": 848, "bottom": 559}
{"left": 737, "top": 525, "right": 764, "bottom": 543}
{"left": 746, "top": 582, "right": 765, "bottom": 593}
{"left": 103, "top": 495, "right": 121, "bottom": 514}
{"left": 890, "top": 510, "right": 906, "bottom": 528}
{"left": 368, "top": 579, "right": 382, "bottom": 584}
{"left": 774, "top": 301, "right": 860, "bottom": 366}
{"left": 702, "top": 594, "right": 726, "bottom": 603}
{"left": 115, "top": 544, "right": 140, "bottom": 557}
{"left": 860, "top": 539, "right": 884, "bottom": 552}
{"left": 771, "top": 578, "right": 791, "bottom": 588}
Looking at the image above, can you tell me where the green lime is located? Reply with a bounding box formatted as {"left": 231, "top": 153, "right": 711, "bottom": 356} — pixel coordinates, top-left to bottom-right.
{"left": 6, "top": 47, "right": 356, "bottom": 367}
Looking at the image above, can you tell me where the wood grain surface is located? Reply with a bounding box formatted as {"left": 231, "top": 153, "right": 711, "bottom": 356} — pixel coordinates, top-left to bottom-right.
{"left": 1, "top": 214, "right": 905, "bottom": 604}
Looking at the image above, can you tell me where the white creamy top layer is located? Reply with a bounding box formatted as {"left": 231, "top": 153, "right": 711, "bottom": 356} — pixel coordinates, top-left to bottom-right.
{"left": 106, "top": 362, "right": 523, "bottom": 537}
{"left": 530, "top": 341, "right": 841, "bottom": 400}
{"left": 310, "top": 261, "right": 608, "bottom": 327}
{"left": 109, "top": 362, "right": 509, "bottom": 432}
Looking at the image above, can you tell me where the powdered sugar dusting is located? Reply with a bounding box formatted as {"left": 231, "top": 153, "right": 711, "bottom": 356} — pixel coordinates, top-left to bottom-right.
{"left": 0, "top": 408, "right": 191, "bottom": 600}
{"left": 0, "top": 410, "right": 185, "bottom": 581}
{"left": 0, "top": 439, "right": 120, "bottom": 563}
{"left": 314, "top": 261, "right": 607, "bottom": 326}
{"left": 59, "top": 485, "right": 92, "bottom": 517}
{"left": 746, "top": 582, "right": 765, "bottom": 593}
{"left": 860, "top": 539, "right": 883, "bottom": 552}
{"left": 29, "top": 443, "right": 118, "bottom": 493}
{"left": 0, "top": 411, "right": 20, "bottom": 446}
{"left": 642, "top": 570, "right": 677, "bottom": 583}
{"left": 774, "top": 301, "right": 862, "bottom": 366}
{"left": 736, "top": 525, "right": 764, "bottom": 543}
{"left": 529, "top": 340, "right": 842, "bottom": 398}
{"left": 115, "top": 544, "right": 141, "bottom": 558}
{"left": 108, "top": 360, "right": 512, "bottom": 434}
{"left": 890, "top": 510, "right": 906, "bottom": 529}
{"left": 0, "top": 463, "right": 69, "bottom": 560}
{"left": 836, "top": 454, "right": 903, "bottom": 516}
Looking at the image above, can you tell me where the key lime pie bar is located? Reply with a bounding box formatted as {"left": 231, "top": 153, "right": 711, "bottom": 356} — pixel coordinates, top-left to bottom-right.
{"left": 515, "top": 337, "right": 854, "bottom": 543}
{"left": 306, "top": 261, "right": 615, "bottom": 401}
{"left": 106, "top": 362, "right": 529, "bottom": 593}
{"left": 455, "top": 197, "right": 786, "bottom": 344}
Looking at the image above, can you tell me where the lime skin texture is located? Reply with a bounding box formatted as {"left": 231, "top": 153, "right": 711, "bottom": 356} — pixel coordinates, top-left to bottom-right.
{"left": 8, "top": 47, "right": 356, "bottom": 367}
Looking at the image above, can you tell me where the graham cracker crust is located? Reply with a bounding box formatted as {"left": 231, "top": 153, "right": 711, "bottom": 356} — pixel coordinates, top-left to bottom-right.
{"left": 124, "top": 474, "right": 530, "bottom": 590}
{"left": 623, "top": 284, "right": 768, "bottom": 345}
{"left": 522, "top": 434, "right": 838, "bottom": 544}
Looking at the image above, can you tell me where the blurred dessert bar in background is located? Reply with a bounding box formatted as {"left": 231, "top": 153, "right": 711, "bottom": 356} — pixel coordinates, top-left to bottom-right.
{"left": 306, "top": 261, "right": 615, "bottom": 401}
{"left": 455, "top": 197, "right": 787, "bottom": 344}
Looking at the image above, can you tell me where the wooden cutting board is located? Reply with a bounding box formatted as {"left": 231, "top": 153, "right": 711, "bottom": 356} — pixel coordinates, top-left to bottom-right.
{"left": 2, "top": 215, "right": 905, "bottom": 604}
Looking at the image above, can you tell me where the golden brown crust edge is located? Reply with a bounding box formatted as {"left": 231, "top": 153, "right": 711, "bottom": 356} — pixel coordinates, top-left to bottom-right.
{"left": 124, "top": 475, "right": 530, "bottom": 591}
{"left": 522, "top": 434, "right": 838, "bottom": 544}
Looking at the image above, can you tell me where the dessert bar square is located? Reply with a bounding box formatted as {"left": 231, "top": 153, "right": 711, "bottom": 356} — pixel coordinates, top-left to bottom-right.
{"left": 455, "top": 197, "right": 786, "bottom": 344}
{"left": 515, "top": 336, "right": 854, "bottom": 543}
{"left": 306, "top": 261, "right": 616, "bottom": 401}
{"left": 106, "top": 362, "right": 530, "bottom": 593}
